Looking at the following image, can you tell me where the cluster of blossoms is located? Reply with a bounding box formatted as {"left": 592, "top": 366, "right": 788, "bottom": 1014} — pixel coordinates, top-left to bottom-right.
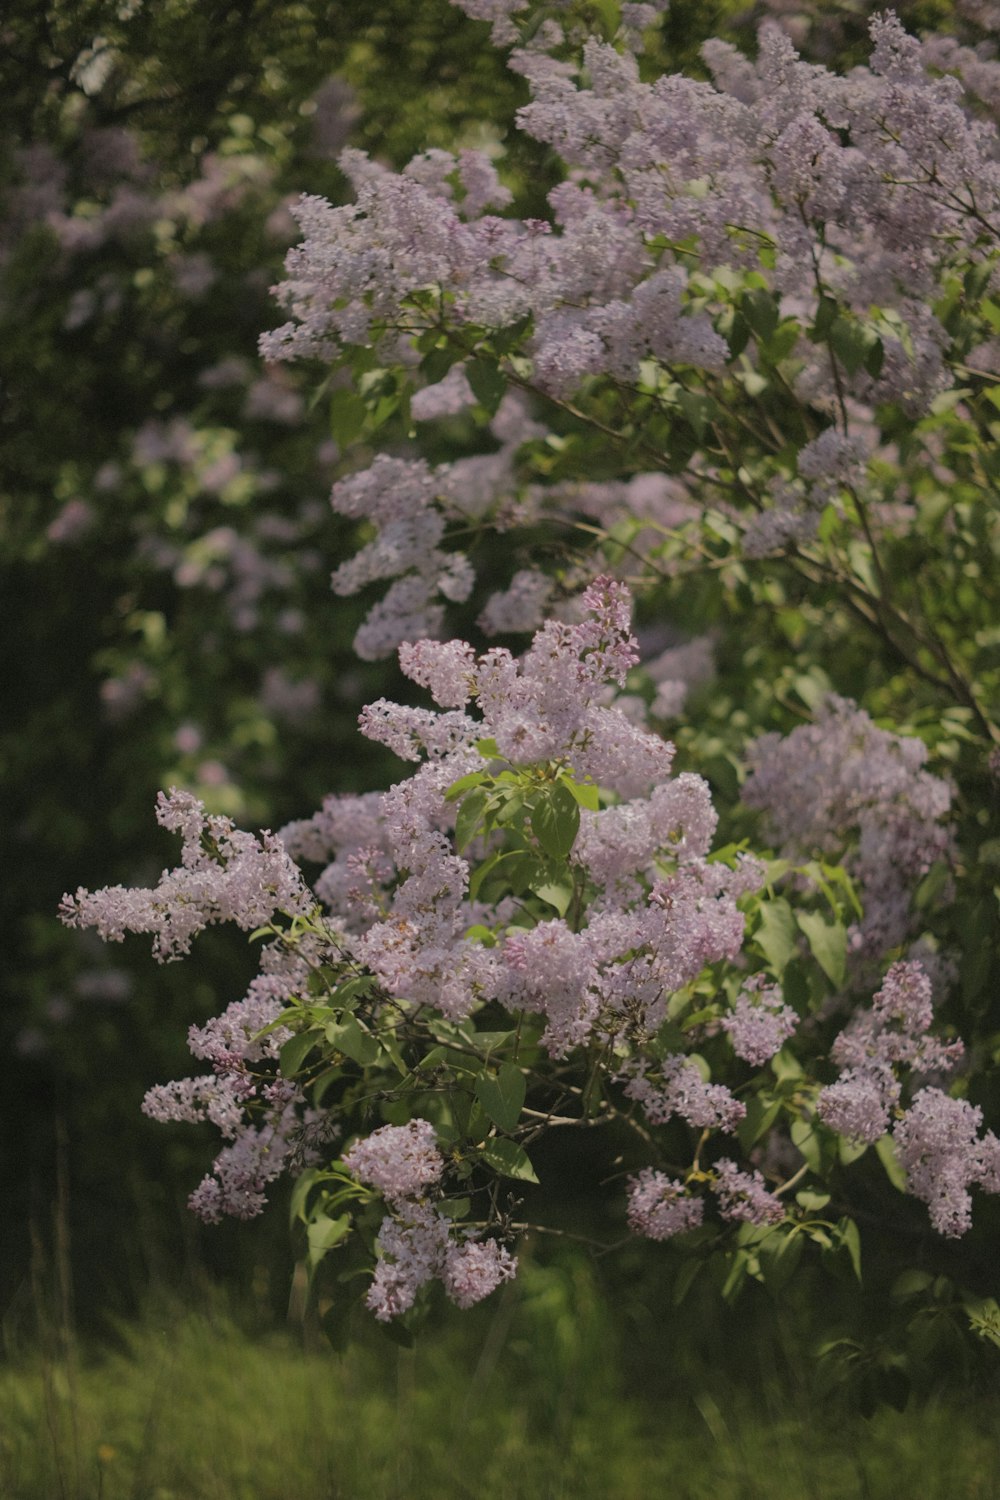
{"left": 625, "top": 1157, "right": 783, "bottom": 1241}
{"left": 817, "top": 960, "right": 963, "bottom": 1145}
{"left": 59, "top": 788, "right": 312, "bottom": 960}
{"left": 744, "top": 697, "right": 955, "bottom": 964}
{"left": 326, "top": 391, "right": 544, "bottom": 659}
{"left": 343, "top": 1120, "right": 517, "bottom": 1319}
{"left": 894, "top": 1089, "right": 1000, "bottom": 1238}
{"left": 142, "top": 929, "right": 344, "bottom": 1221}
{"left": 814, "top": 961, "right": 1000, "bottom": 1237}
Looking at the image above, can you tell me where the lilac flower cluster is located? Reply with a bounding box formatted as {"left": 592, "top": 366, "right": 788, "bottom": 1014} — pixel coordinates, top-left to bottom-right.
{"left": 744, "top": 697, "right": 955, "bottom": 964}
{"left": 711, "top": 1159, "right": 784, "bottom": 1226}
{"left": 722, "top": 979, "right": 799, "bottom": 1066}
{"left": 140, "top": 921, "right": 344, "bottom": 1220}
{"left": 895, "top": 1089, "right": 1000, "bottom": 1237}
{"left": 626, "top": 1169, "right": 704, "bottom": 1240}
{"left": 817, "top": 961, "right": 963, "bottom": 1145}
{"left": 342, "top": 1119, "right": 445, "bottom": 1202}
{"left": 60, "top": 788, "right": 312, "bottom": 960}
{"left": 342, "top": 1121, "right": 517, "bottom": 1319}
{"left": 627, "top": 1157, "right": 783, "bottom": 1243}
{"left": 366, "top": 1202, "right": 517, "bottom": 1321}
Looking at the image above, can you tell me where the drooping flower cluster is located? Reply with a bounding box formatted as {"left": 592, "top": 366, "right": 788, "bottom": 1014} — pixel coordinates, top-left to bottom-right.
{"left": 342, "top": 1120, "right": 517, "bottom": 1319}
{"left": 626, "top": 1152, "right": 788, "bottom": 1241}
{"left": 817, "top": 961, "right": 963, "bottom": 1145}
{"left": 744, "top": 697, "right": 955, "bottom": 964}
{"left": 894, "top": 1089, "right": 1000, "bottom": 1238}
{"left": 722, "top": 979, "right": 799, "bottom": 1067}
{"left": 626, "top": 1169, "right": 704, "bottom": 1240}
{"left": 342, "top": 1118, "right": 445, "bottom": 1202}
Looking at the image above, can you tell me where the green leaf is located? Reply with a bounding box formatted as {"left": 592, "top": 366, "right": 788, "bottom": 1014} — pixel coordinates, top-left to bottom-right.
{"left": 810, "top": 294, "right": 838, "bottom": 341}
{"left": 329, "top": 388, "right": 366, "bottom": 447}
{"left": 891, "top": 1269, "right": 934, "bottom": 1302}
{"left": 742, "top": 288, "right": 779, "bottom": 342}
{"left": 531, "top": 878, "right": 574, "bottom": 917}
{"left": 837, "top": 1216, "right": 862, "bottom": 1282}
{"left": 444, "top": 771, "right": 486, "bottom": 803}
{"left": 325, "top": 1016, "right": 380, "bottom": 1066}
{"left": 290, "top": 1168, "right": 321, "bottom": 1225}
{"left": 279, "top": 1029, "right": 320, "bottom": 1078}
{"left": 420, "top": 345, "right": 462, "bottom": 384}
{"left": 312, "top": 1066, "right": 343, "bottom": 1108}
{"left": 475, "top": 1062, "right": 526, "bottom": 1133}
{"left": 863, "top": 337, "right": 884, "bottom": 379}
{"left": 594, "top": 0, "right": 622, "bottom": 41}
{"left": 474, "top": 849, "right": 542, "bottom": 901}
{"left": 455, "top": 787, "right": 488, "bottom": 853}
{"left": 672, "top": 1257, "right": 704, "bottom": 1307}
{"left": 796, "top": 1189, "right": 831, "bottom": 1211}
{"left": 334, "top": 975, "right": 376, "bottom": 1009}
{"left": 737, "top": 1094, "right": 782, "bottom": 1151}
{"left": 790, "top": 1115, "right": 825, "bottom": 1173}
{"left": 754, "top": 898, "right": 798, "bottom": 975}
{"left": 438, "top": 1196, "right": 472, "bottom": 1221}
{"left": 724, "top": 311, "right": 751, "bottom": 358}
{"left": 530, "top": 782, "right": 580, "bottom": 859}
{"left": 480, "top": 1138, "right": 539, "bottom": 1182}
{"left": 307, "top": 1212, "right": 351, "bottom": 1268}
{"left": 829, "top": 316, "right": 873, "bottom": 377}
{"left": 838, "top": 1134, "right": 868, "bottom": 1166}
{"left": 875, "top": 1133, "right": 908, "bottom": 1192}
{"left": 466, "top": 357, "right": 507, "bottom": 415}
{"left": 758, "top": 1230, "right": 804, "bottom": 1295}
{"left": 560, "top": 777, "right": 600, "bottom": 811}
{"left": 796, "top": 911, "right": 847, "bottom": 990}
{"left": 677, "top": 391, "right": 713, "bottom": 442}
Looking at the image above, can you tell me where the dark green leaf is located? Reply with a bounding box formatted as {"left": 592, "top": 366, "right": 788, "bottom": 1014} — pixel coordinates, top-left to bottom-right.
{"left": 325, "top": 1016, "right": 380, "bottom": 1066}
{"left": 837, "top": 1216, "right": 862, "bottom": 1282}
{"left": 531, "top": 782, "right": 580, "bottom": 859}
{"left": 796, "top": 911, "right": 847, "bottom": 989}
{"left": 279, "top": 1029, "right": 320, "bottom": 1078}
{"left": 875, "top": 1133, "right": 908, "bottom": 1192}
{"left": 466, "top": 357, "right": 507, "bottom": 415}
{"left": 742, "top": 288, "right": 779, "bottom": 342}
{"left": 754, "top": 898, "right": 798, "bottom": 975}
{"left": 737, "top": 1094, "right": 782, "bottom": 1151}
{"left": 307, "top": 1212, "right": 351, "bottom": 1268}
{"left": 420, "top": 345, "right": 462, "bottom": 384}
{"left": 329, "top": 388, "right": 366, "bottom": 446}
{"left": 455, "top": 787, "right": 488, "bottom": 852}
{"left": 480, "top": 1138, "right": 539, "bottom": 1182}
{"left": 475, "top": 1062, "right": 526, "bottom": 1132}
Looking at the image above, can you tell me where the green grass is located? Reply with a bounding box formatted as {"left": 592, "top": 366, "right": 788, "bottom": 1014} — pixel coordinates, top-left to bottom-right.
{"left": 4, "top": 1265, "right": 1000, "bottom": 1500}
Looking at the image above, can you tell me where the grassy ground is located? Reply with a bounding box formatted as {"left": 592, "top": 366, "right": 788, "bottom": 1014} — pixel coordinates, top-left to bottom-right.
{"left": 3, "top": 1263, "right": 1000, "bottom": 1500}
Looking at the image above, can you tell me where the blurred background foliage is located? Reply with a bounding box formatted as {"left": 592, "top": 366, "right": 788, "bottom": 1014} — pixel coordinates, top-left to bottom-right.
{"left": 3, "top": 0, "right": 996, "bottom": 1424}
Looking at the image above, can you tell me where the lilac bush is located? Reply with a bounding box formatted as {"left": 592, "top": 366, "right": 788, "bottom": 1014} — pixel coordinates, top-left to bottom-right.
{"left": 56, "top": 0, "right": 1000, "bottom": 1380}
